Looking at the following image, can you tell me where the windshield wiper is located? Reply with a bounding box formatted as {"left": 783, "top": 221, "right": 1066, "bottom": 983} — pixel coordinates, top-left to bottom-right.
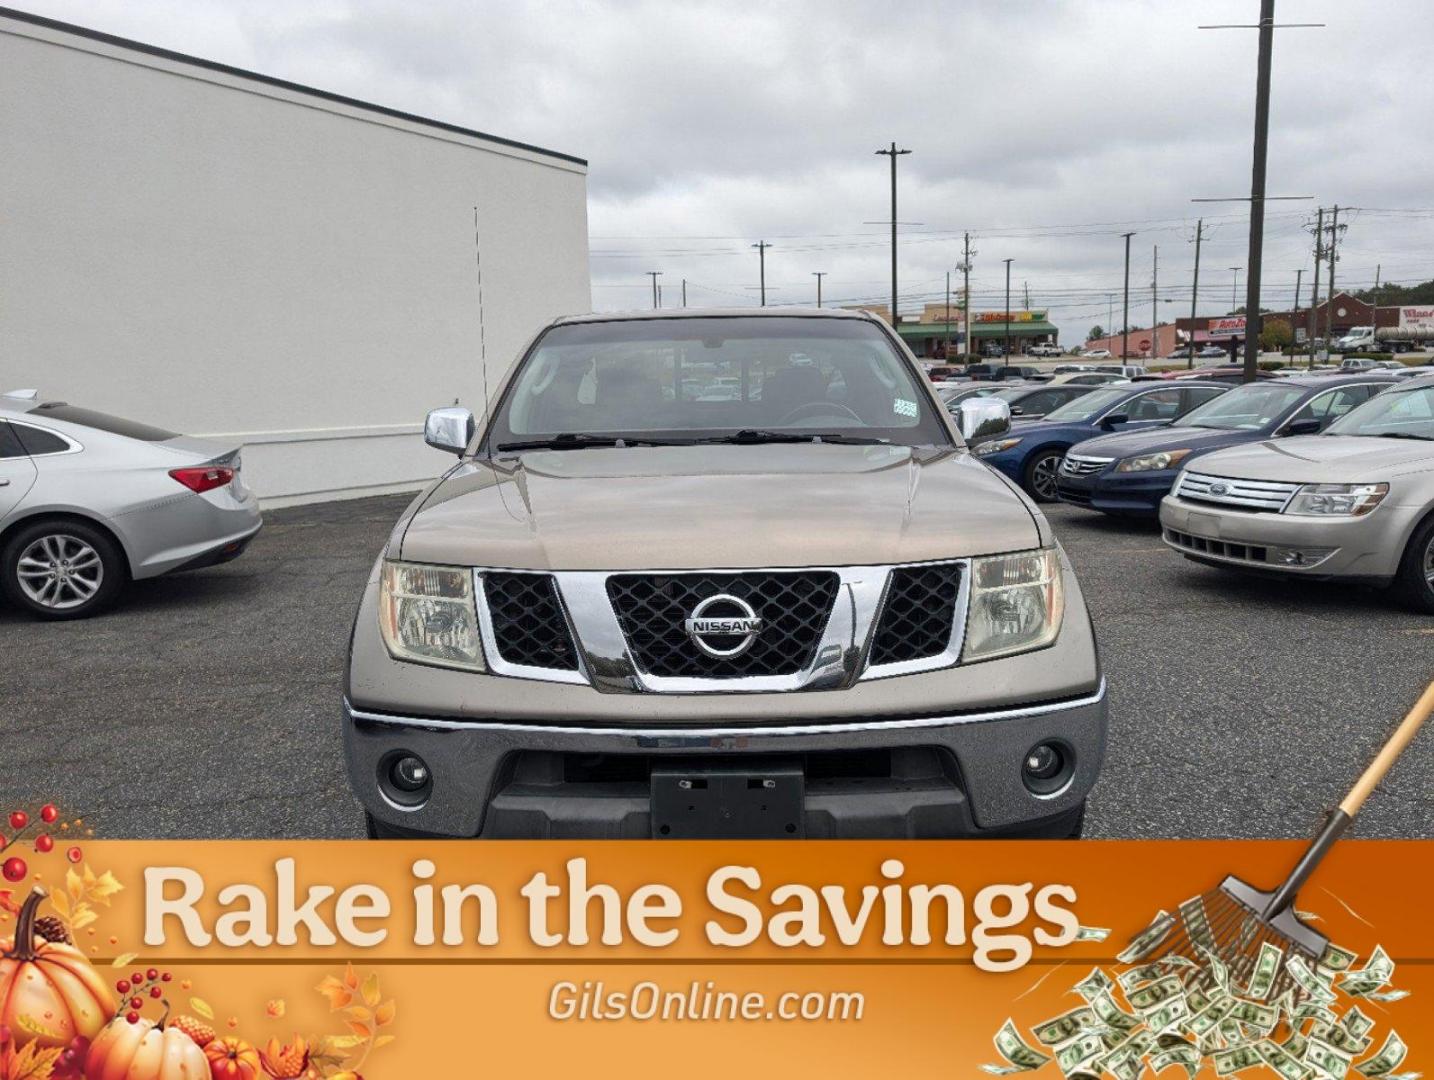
{"left": 494, "top": 433, "right": 694, "bottom": 452}
{"left": 702, "top": 429, "right": 889, "bottom": 445}
{"left": 1372, "top": 432, "right": 1434, "bottom": 441}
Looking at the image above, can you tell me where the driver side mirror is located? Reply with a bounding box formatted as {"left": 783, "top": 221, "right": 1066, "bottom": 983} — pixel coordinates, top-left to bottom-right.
{"left": 957, "top": 398, "right": 1011, "bottom": 443}
{"left": 1009, "top": 406, "right": 1025, "bottom": 416}
{"left": 425, "top": 406, "right": 476, "bottom": 455}
{"left": 1100, "top": 413, "right": 1129, "bottom": 430}
{"left": 1283, "top": 418, "right": 1322, "bottom": 436}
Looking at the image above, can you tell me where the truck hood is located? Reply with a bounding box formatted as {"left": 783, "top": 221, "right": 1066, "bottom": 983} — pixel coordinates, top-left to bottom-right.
{"left": 398, "top": 444, "right": 1043, "bottom": 570}
{"left": 1185, "top": 435, "right": 1434, "bottom": 483}
{"left": 1071, "top": 424, "right": 1254, "bottom": 458}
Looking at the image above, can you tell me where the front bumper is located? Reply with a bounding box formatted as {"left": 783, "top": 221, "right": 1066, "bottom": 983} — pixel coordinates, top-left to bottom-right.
{"left": 1159, "top": 495, "right": 1421, "bottom": 583}
{"left": 344, "top": 684, "right": 1108, "bottom": 838}
{"left": 1057, "top": 467, "right": 1178, "bottom": 516}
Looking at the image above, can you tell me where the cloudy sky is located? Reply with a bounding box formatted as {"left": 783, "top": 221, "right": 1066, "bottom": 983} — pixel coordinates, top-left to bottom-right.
{"left": 25, "top": 0, "right": 1434, "bottom": 342}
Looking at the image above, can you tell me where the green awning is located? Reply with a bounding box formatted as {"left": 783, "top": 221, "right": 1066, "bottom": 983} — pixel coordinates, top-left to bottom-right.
{"left": 967, "top": 321, "right": 1058, "bottom": 338}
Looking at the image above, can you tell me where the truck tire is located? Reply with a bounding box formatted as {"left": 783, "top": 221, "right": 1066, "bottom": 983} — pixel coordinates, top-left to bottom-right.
{"left": 1392, "top": 515, "right": 1434, "bottom": 613}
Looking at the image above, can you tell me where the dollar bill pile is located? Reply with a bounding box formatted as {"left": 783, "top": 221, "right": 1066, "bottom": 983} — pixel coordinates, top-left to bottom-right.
{"left": 983, "top": 908, "right": 1415, "bottom": 1080}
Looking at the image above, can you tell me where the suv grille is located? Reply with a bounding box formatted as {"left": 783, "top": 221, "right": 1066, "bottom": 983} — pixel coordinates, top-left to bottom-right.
{"left": 607, "top": 572, "right": 839, "bottom": 678}
{"left": 868, "top": 564, "right": 962, "bottom": 667}
{"left": 484, "top": 573, "right": 580, "bottom": 671}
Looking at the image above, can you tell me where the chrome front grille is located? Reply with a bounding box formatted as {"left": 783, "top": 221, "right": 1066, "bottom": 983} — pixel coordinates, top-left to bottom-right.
{"left": 1174, "top": 471, "right": 1299, "bottom": 513}
{"left": 1060, "top": 453, "right": 1114, "bottom": 476}
{"left": 470, "top": 561, "right": 972, "bottom": 693}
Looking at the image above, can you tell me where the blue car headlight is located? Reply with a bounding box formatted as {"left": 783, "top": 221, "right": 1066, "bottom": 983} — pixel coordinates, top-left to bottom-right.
{"left": 975, "top": 437, "right": 1022, "bottom": 457}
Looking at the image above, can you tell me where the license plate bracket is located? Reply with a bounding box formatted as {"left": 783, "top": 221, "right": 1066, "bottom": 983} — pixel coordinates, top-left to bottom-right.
{"left": 651, "top": 761, "right": 804, "bottom": 839}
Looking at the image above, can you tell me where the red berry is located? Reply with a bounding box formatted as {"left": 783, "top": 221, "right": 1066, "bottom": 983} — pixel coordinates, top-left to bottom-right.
{"left": 66, "top": 846, "right": 82, "bottom": 864}
{"left": 146, "top": 967, "right": 159, "bottom": 981}
{"left": 125, "top": 1011, "right": 139, "bottom": 1024}
{"left": 149, "top": 986, "right": 162, "bottom": 999}
{"left": 40, "top": 804, "right": 58, "bottom": 824}
{"left": 1, "top": 856, "right": 26, "bottom": 882}
{"left": 8, "top": 812, "right": 26, "bottom": 831}
{"left": 35, "top": 834, "right": 54, "bottom": 853}
{"left": 161, "top": 972, "right": 172, "bottom": 982}
{"left": 0, "top": 834, "right": 6, "bottom": 850}
{"left": 116, "top": 980, "right": 130, "bottom": 994}
{"left": 129, "top": 996, "right": 143, "bottom": 1010}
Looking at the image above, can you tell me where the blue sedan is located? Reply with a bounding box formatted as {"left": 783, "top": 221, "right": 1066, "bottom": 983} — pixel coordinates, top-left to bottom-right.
{"left": 972, "top": 382, "right": 1229, "bottom": 501}
{"left": 1056, "top": 374, "right": 1398, "bottom": 517}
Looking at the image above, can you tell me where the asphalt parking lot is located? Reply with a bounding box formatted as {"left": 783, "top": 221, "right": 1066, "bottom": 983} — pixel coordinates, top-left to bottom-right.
{"left": 2, "top": 496, "right": 1430, "bottom": 840}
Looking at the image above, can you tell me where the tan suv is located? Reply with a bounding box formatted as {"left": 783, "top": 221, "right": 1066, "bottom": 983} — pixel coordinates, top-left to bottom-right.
{"left": 344, "top": 309, "right": 1107, "bottom": 839}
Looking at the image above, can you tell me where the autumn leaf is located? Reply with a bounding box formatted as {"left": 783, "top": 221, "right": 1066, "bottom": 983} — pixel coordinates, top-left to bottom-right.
{"left": 373, "top": 1034, "right": 396, "bottom": 1049}
{"left": 87, "top": 869, "right": 124, "bottom": 905}
{"left": 315, "top": 975, "right": 353, "bottom": 1011}
{"left": 342, "top": 1006, "right": 371, "bottom": 1025}
{"left": 342, "top": 963, "right": 359, "bottom": 990}
{"left": 360, "top": 972, "right": 381, "bottom": 1008}
{"left": 373, "top": 1000, "right": 395, "bottom": 1027}
{"left": 0, "top": 890, "right": 19, "bottom": 917}
{"left": 3, "top": 1041, "right": 64, "bottom": 1080}
{"left": 71, "top": 908, "right": 98, "bottom": 931}
{"left": 345, "top": 1020, "right": 372, "bottom": 1040}
{"left": 65, "top": 869, "right": 83, "bottom": 904}
{"left": 190, "top": 997, "right": 215, "bottom": 1020}
{"left": 45, "top": 892, "right": 68, "bottom": 920}
{"left": 265, "top": 999, "right": 286, "bottom": 1019}
{"left": 111, "top": 952, "right": 138, "bottom": 968}
{"left": 320, "top": 1035, "right": 365, "bottom": 1053}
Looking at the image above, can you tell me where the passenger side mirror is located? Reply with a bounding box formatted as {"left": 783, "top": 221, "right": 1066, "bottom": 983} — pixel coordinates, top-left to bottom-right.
{"left": 1100, "top": 413, "right": 1129, "bottom": 430}
{"left": 957, "top": 397, "right": 1011, "bottom": 443}
{"left": 424, "top": 406, "right": 476, "bottom": 455}
{"left": 1283, "top": 418, "right": 1322, "bottom": 436}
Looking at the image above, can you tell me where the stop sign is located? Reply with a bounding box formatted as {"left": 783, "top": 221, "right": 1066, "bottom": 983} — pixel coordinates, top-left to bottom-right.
{"left": 1140, "top": 338, "right": 1151, "bottom": 351}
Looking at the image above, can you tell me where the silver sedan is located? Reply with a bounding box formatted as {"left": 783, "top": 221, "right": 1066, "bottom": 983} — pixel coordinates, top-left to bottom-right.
{"left": 0, "top": 389, "right": 262, "bottom": 618}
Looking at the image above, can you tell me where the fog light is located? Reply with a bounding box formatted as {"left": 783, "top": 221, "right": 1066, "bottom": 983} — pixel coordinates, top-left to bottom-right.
{"left": 1021, "top": 741, "right": 1072, "bottom": 796}
{"left": 1268, "top": 546, "right": 1335, "bottom": 567}
{"left": 390, "top": 755, "right": 430, "bottom": 792}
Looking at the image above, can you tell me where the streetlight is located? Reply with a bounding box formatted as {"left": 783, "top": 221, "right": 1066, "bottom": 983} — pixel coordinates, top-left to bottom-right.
{"left": 752, "top": 242, "right": 771, "bottom": 306}
{"left": 812, "top": 271, "right": 826, "bottom": 308}
{"left": 645, "top": 271, "right": 662, "bottom": 310}
{"left": 1003, "top": 258, "right": 1014, "bottom": 360}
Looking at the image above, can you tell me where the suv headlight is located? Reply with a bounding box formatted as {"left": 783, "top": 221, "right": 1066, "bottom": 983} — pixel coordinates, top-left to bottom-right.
{"left": 974, "top": 437, "right": 1022, "bottom": 457}
{"left": 378, "top": 561, "right": 486, "bottom": 670}
{"left": 962, "top": 548, "right": 1064, "bottom": 662}
{"left": 1115, "top": 449, "right": 1192, "bottom": 473}
{"left": 1282, "top": 483, "right": 1388, "bottom": 517}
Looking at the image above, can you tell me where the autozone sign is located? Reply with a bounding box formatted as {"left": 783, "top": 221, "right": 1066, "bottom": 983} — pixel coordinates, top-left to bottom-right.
{"left": 1399, "top": 307, "right": 1434, "bottom": 333}
{"left": 1208, "top": 317, "right": 1246, "bottom": 338}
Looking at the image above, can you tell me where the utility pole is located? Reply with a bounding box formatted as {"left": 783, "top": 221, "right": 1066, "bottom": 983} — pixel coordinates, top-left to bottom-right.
{"left": 1239, "top": 0, "right": 1276, "bottom": 379}
{"left": 945, "top": 271, "right": 952, "bottom": 356}
{"left": 1121, "top": 232, "right": 1134, "bottom": 362}
{"left": 1151, "top": 245, "right": 1159, "bottom": 359}
{"left": 751, "top": 241, "right": 771, "bottom": 306}
{"left": 875, "top": 142, "right": 911, "bottom": 325}
{"left": 812, "top": 271, "right": 826, "bottom": 308}
{"left": 681, "top": 278, "right": 687, "bottom": 308}
{"left": 1308, "top": 207, "right": 1323, "bottom": 364}
{"left": 1003, "top": 258, "right": 1014, "bottom": 359}
{"left": 1294, "top": 268, "right": 1302, "bottom": 313}
{"left": 1023, "top": 280, "right": 1031, "bottom": 310}
{"left": 1188, "top": 220, "right": 1204, "bottom": 370}
{"left": 1230, "top": 267, "right": 1242, "bottom": 310}
{"left": 1107, "top": 294, "right": 1115, "bottom": 344}
{"left": 1326, "top": 204, "right": 1341, "bottom": 307}
{"left": 958, "top": 232, "right": 974, "bottom": 360}
{"left": 646, "top": 271, "right": 662, "bottom": 310}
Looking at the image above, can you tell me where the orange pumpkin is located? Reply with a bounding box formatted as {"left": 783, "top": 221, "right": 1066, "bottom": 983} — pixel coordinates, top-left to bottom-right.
{"left": 84, "top": 1015, "right": 208, "bottom": 1080}
{"left": 204, "top": 1036, "right": 261, "bottom": 1080}
{"left": 0, "top": 887, "right": 114, "bottom": 1050}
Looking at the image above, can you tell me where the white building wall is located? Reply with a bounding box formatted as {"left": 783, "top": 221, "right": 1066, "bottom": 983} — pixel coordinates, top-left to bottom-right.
{"left": 0, "top": 13, "right": 590, "bottom": 505}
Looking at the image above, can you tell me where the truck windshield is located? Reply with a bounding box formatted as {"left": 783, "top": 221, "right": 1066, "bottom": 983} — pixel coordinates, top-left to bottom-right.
{"left": 1179, "top": 384, "right": 1306, "bottom": 430}
{"left": 487, "top": 316, "right": 951, "bottom": 449}
{"left": 1326, "top": 384, "right": 1434, "bottom": 440}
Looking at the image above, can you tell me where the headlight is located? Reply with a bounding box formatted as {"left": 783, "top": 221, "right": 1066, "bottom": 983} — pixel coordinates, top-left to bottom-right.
{"left": 1115, "top": 449, "right": 1192, "bottom": 473}
{"left": 962, "top": 548, "right": 1064, "bottom": 662}
{"left": 378, "top": 561, "right": 485, "bottom": 670}
{"left": 974, "top": 438, "right": 1022, "bottom": 457}
{"left": 1282, "top": 483, "right": 1388, "bottom": 517}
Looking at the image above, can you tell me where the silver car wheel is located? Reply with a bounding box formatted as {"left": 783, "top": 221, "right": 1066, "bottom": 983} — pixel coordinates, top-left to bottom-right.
{"left": 15, "top": 533, "right": 104, "bottom": 610}
{"left": 1030, "top": 455, "right": 1061, "bottom": 500}
{"left": 1425, "top": 533, "right": 1434, "bottom": 588}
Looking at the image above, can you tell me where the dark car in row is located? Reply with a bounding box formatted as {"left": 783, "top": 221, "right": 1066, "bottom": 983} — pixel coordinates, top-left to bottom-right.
{"left": 1054, "top": 374, "right": 1398, "bottom": 516}
{"left": 972, "top": 382, "right": 1229, "bottom": 500}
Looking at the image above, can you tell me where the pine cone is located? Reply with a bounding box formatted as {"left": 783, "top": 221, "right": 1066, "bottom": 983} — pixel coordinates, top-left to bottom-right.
{"left": 33, "top": 915, "right": 70, "bottom": 944}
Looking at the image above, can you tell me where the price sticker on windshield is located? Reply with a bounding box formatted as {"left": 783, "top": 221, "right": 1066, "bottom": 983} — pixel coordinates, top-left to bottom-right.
{"left": 894, "top": 398, "right": 918, "bottom": 418}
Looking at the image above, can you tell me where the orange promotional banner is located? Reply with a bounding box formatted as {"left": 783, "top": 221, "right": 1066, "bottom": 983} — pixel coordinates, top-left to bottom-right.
{"left": 0, "top": 838, "right": 1428, "bottom": 1078}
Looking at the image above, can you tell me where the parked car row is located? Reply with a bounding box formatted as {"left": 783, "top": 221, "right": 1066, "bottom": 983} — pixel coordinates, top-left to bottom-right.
{"left": 963, "top": 370, "right": 1434, "bottom": 611}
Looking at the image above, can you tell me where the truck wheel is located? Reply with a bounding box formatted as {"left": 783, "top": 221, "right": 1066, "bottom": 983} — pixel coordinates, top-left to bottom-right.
{"left": 1024, "top": 449, "right": 1064, "bottom": 503}
{"left": 1392, "top": 516, "right": 1434, "bottom": 613}
{"left": 0, "top": 518, "right": 125, "bottom": 620}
